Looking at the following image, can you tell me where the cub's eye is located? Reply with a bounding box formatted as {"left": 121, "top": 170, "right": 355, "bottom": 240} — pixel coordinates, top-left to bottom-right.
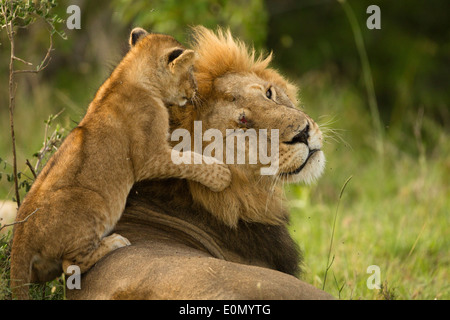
{"left": 266, "top": 87, "right": 273, "bottom": 99}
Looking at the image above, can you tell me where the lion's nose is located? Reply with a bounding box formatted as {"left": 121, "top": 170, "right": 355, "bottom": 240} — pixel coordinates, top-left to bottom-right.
{"left": 285, "top": 123, "right": 310, "bottom": 145}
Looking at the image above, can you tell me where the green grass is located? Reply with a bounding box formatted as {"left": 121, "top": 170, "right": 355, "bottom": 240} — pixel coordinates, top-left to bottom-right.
{"left": 286, "top": 75, "right": 449, "bottom": 300}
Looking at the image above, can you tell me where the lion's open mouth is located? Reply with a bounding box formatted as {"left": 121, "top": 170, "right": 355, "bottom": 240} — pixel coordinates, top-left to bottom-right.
{"left": 280, "top": 149, "right": 320, "bottom": 176}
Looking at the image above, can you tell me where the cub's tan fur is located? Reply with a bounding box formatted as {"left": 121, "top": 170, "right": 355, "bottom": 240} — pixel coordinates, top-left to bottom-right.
{"left": 9, "top": 28, "right": 231, "bottom": 299}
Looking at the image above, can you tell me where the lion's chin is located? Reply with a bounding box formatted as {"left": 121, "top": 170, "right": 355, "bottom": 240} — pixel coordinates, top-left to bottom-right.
{"left": 279, "top": 150, "right": 326, "bottom": 185}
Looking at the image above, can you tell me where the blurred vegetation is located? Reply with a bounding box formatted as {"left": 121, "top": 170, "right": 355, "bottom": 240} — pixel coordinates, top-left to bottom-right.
{"left": 266, "top": 0, "right": 449, "bottom": 154}
{"left": 112, "top": 0, "right": 268, "bottom": 49}
{"left": 0, "top": 0, "right": 448, "bottom": 299}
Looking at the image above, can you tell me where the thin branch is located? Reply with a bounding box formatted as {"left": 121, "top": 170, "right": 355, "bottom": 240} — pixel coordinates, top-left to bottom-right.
{"left": 25, "top": 159, "right": 37, "bottom": 179}
{"left": 1, "top": 3, "right": 58, "bottom": 208}
{"left": 12, "top": 55, "right": 32, "bottom": 65}
{"left": 4, "top": 14, "right": 22, "bottom": 207}
{"left": 0, "top": 208, "right": 39, "bottom": 232}
{"left": 13, "top": 31, "right": 53, "bottom": 74}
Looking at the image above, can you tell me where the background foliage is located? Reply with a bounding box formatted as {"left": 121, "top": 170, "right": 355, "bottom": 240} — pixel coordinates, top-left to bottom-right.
{"left": 0, "top": 0, "right": 448, "bottom": 299}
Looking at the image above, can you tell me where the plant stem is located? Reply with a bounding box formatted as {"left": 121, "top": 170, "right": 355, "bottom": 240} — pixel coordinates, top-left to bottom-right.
{"left": 339, "top": 0, "right": 384, "bottom": 155}
{"left": 323, "top": 175, "right": 352, "bottom": 291}
{"left": 6, "top": 18, "right": 21, "bottom": 207}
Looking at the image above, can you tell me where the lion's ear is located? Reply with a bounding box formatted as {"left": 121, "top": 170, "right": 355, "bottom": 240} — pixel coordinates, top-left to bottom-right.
{"left": 167, "top": 49, "right": 196, "bottom": 73}
{"left": 129, "top": 27, "right": 149, "bottom": 47}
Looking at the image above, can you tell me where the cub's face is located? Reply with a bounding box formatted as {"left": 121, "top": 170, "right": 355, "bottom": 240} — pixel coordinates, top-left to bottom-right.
{"left": 129, "top": 27, "right": 197, "bottom": 106}
{"left": 164, "top": 48, "right": 197, "bottom": 106}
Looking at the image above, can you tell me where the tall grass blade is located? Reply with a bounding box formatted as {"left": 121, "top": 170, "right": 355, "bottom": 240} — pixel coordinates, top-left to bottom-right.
{"left": 339, "top": 0, "right": 384, "bottom": 155}
{"left": 322, "top": 175, "right": 352, "bottom": 291}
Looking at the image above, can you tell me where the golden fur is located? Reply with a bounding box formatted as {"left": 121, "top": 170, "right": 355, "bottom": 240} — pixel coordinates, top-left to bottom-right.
{"left": 9, "top": 28, "right": 231, "bottom": 299}
{"left": 170, "top": 26, "right": 325, "bottom": 227}
{"left": 191, "top": 27, "right": 299, "bottom": 104}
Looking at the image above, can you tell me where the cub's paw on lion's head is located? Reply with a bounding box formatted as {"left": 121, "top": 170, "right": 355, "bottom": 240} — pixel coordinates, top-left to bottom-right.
{"left": 104, "top": 233, "right": 131, "bottom": 251}
{"left": 209, "top": 163, "right": 232, "bottom": 192}
{"left": 199, "top": 160, "right": 232, "bottom": 192}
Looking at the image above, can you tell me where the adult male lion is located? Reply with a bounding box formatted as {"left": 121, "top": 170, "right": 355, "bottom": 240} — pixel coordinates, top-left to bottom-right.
{"left": 68, "top": 27, "right": 332, "bottom": 300}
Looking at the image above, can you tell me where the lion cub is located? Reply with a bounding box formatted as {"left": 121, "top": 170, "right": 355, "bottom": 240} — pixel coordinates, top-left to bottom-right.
{"left": 10, "top": 28, "right": 231, "bottom": 299}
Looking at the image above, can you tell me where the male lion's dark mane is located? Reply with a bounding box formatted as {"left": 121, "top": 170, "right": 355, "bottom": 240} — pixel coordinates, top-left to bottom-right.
{"left": 122, "top": 179, "right": 302, "bottom": 276}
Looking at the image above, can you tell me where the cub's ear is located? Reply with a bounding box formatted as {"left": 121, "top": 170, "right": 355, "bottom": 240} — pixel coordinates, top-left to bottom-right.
{"left": 129, "top": 27, "right": 149, "bottom": 47}
{"left": 167, "top": 48, "right": 196, "bottom": 73}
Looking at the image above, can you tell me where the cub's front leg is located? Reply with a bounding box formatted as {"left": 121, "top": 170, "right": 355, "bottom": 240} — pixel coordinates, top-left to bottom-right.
{"left": 136, "top": 149, "right": 231, "bottom": 192}
{"left": 172, "top": 150, "right": 232, "bottom": 192}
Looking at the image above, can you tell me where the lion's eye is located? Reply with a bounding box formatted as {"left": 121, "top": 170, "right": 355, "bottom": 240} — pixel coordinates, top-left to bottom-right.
{"left": 266, "top": 87, "right": 272, "bottom": 99}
